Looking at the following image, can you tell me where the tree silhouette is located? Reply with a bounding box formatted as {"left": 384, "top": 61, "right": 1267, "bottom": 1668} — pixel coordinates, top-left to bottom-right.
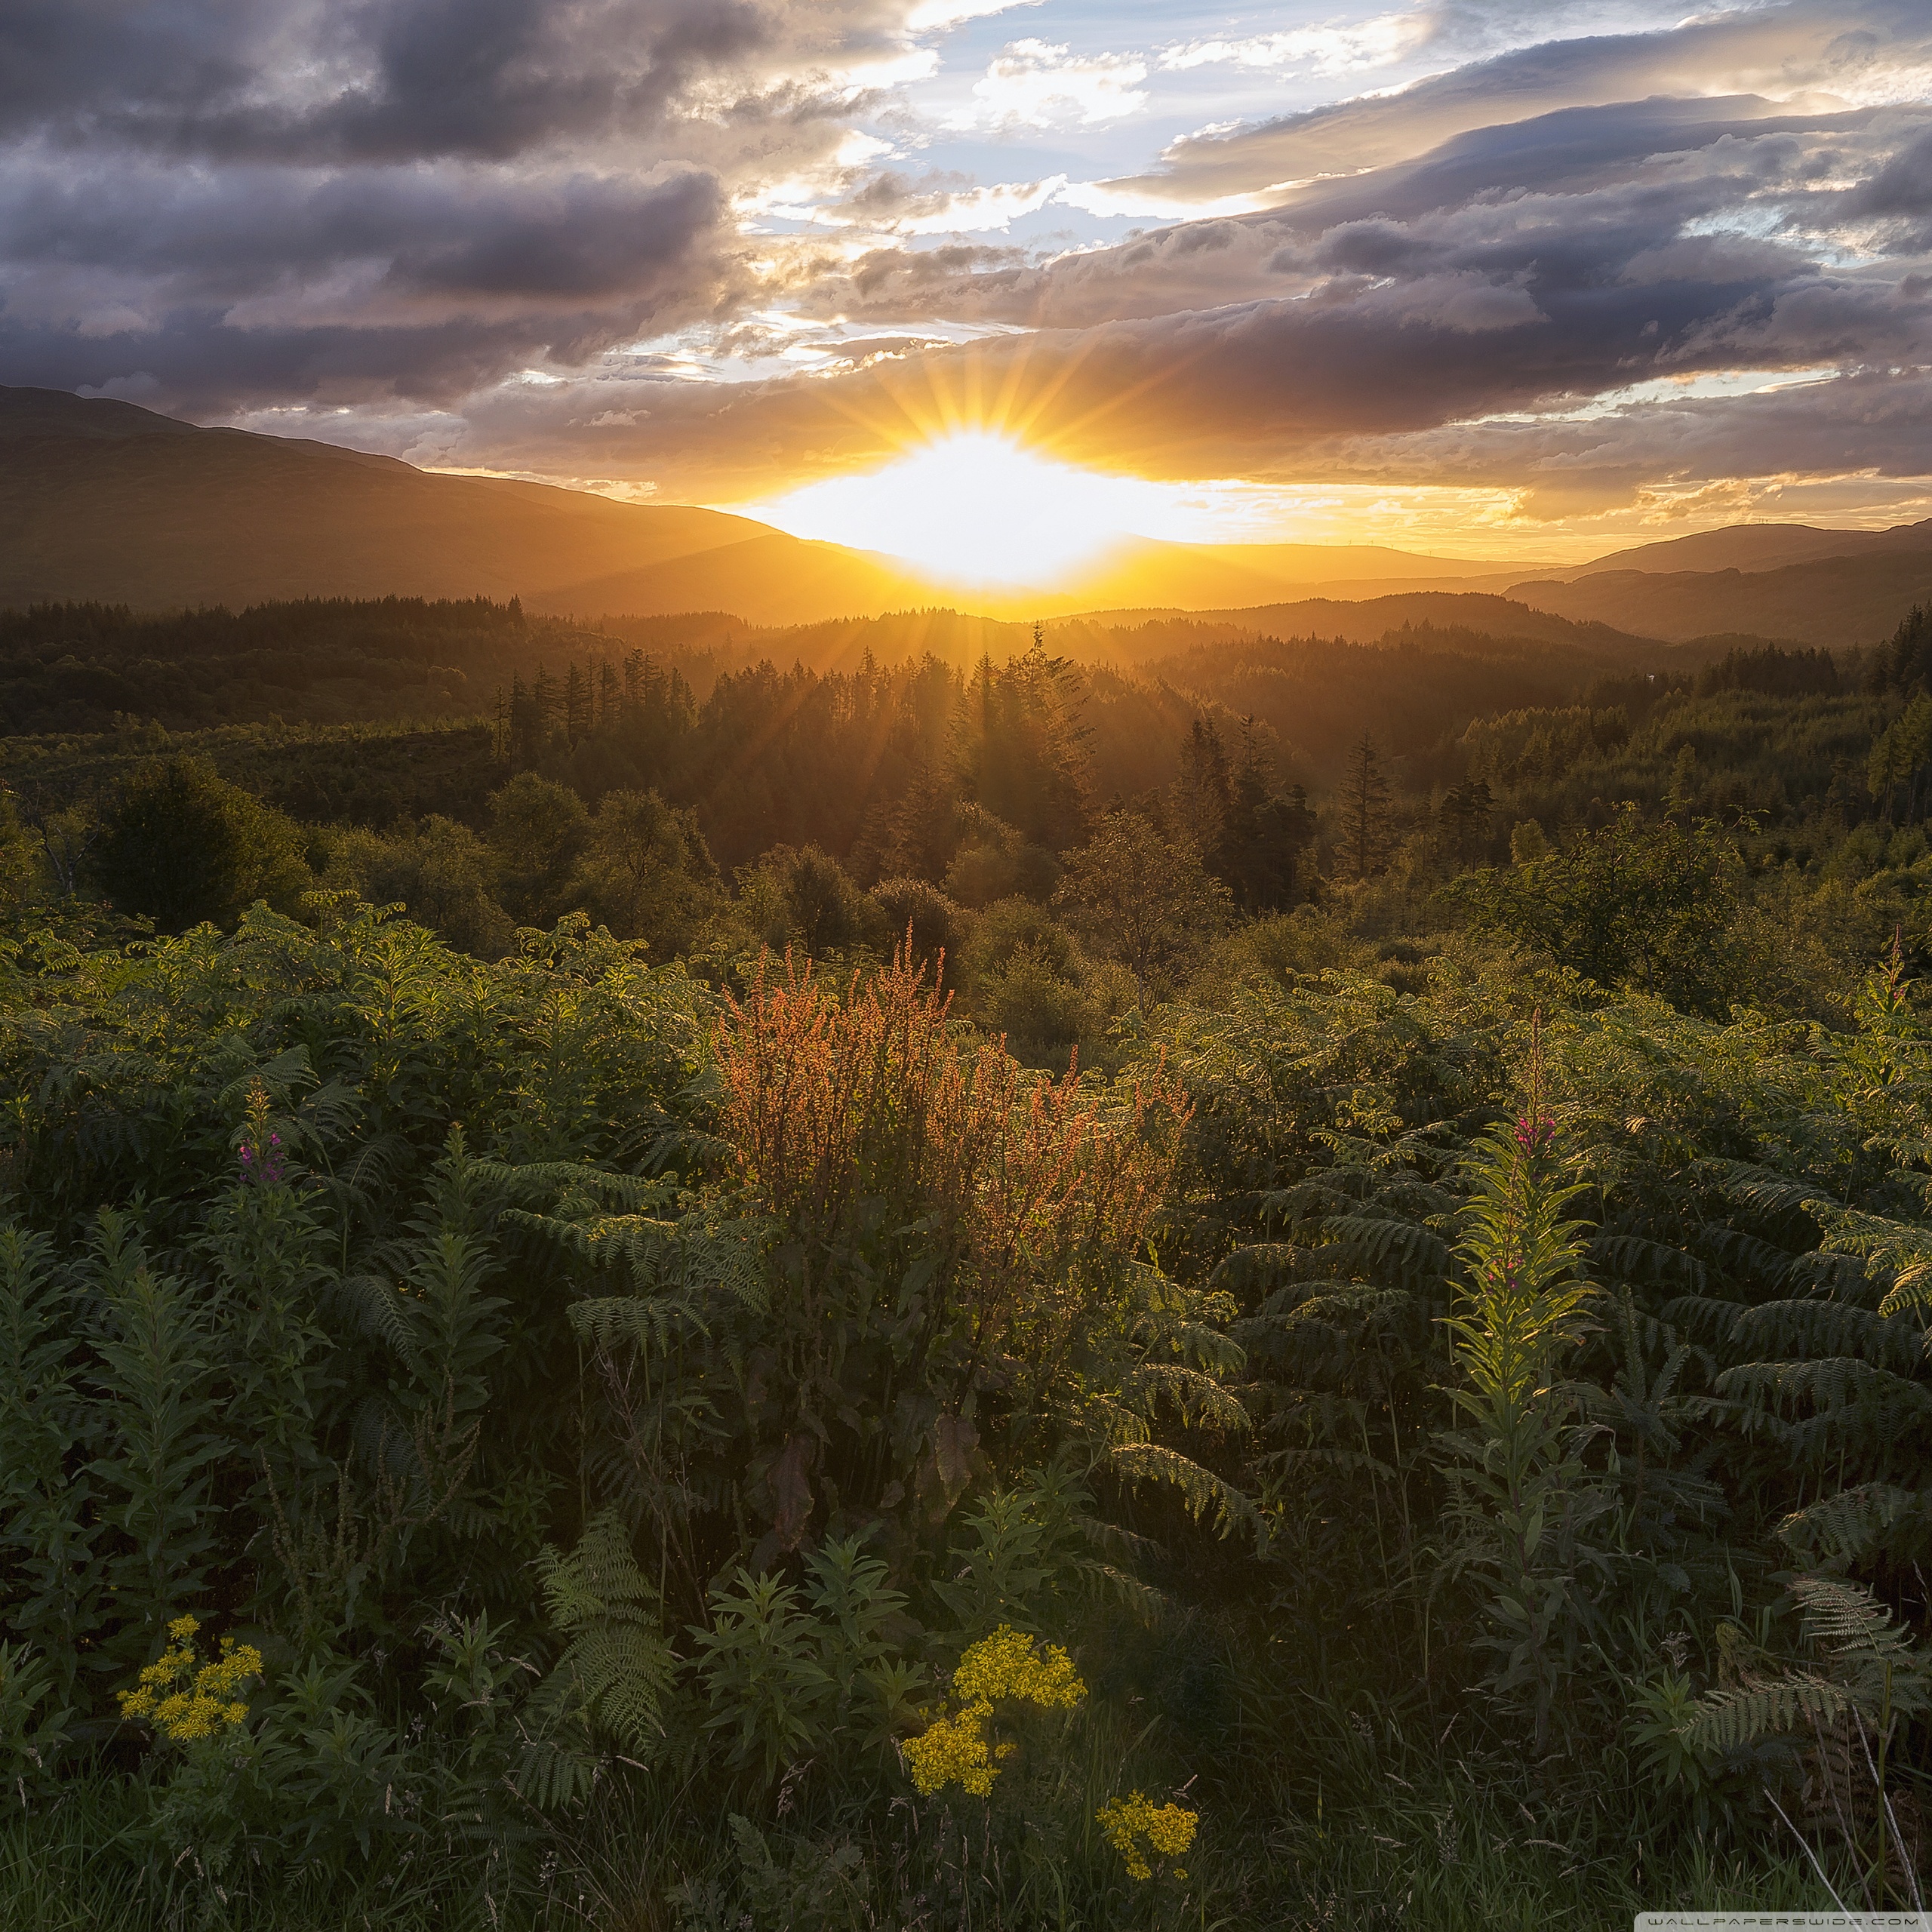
{"left": 1340, "top": 734, "right": 1393, "bottom": 881}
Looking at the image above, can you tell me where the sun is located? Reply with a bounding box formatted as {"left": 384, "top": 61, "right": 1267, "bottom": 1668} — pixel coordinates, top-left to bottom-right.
{"left": 755, "top": 434, "right": 1177, "bottom": 585}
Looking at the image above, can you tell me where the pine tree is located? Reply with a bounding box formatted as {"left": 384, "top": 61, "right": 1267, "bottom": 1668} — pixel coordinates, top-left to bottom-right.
{"left": 1172, "top": 719, "right": 1234, "bottom": 866}
{"left": 1340, "top": 734, "right": 1392, "bottom": 881}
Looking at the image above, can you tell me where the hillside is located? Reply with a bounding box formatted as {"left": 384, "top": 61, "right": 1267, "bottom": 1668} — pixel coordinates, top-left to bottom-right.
{"left": 1564, "top": 517, "right": 1932, "bottom": 577}
{"left": 0, "top": 386, "right": 769, "bottom": 608}
{"left": 1509, "top": 546, "right": 1932, "bottom": 644}
{"left": 0, "top": 387, "right": 1558, "bottom": 623}
{"left": 11, "top": 385, "right": 1927, "bottom": 645}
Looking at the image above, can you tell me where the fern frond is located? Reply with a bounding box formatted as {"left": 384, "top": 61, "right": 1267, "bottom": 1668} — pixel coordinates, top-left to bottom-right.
{"left": 1591, "top": 1235, "right": 1704, "bottom": 1291}
{"left": 1728, "top": 1300, "right": 1925, "bottom": 1373}
{"left": 1684, "top": 1674, "right": 1847, "bottom": 1753}
{"left": 1109, "top": 1441, "right": 1257, "bottom": 1535}
{"left": 1324, "top": 1214, "right": 1451, "bottom": 1285}
{"left": 1780, "top": 1484, "right": 1932, "bottom": 1565}
{"left": 1119, "top": 1363, "right": 1251, "bottom": 1434}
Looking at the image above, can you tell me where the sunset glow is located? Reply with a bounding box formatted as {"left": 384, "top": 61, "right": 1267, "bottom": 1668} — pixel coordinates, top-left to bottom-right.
{"left": 758, "top": 434, "right": 1185, "bottom": 583}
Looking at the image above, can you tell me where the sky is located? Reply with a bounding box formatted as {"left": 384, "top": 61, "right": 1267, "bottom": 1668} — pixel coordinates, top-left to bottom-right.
{"left": 4, "top": 0, "right": 1932, "bottom": 559}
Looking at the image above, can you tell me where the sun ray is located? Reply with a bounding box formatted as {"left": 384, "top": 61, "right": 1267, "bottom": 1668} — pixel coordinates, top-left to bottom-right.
{"left": 755, "top": 431, "right": 1184, "bottom": 585}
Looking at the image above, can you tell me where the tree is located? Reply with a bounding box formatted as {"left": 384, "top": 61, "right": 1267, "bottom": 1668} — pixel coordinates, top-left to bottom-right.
{"left": 871, "top": 876, "right": 968, "bottom": 986}
{"left": 1438, "top": 778, "right": 1495, "bottom": 865}
{"left": 571, "top": 789, "right": 720, "bottom": 956}
{"left": 738, "top": 844, "right": 887, "bottom": 958}
{"left": 1171, "top": 718, "right": 1233, "bottom": 863}
{"left": 488, "top": 772, "right": 591, "bottom": 926}
{"left": 1452, "top": 804, "right": 1745, "bottom": 1012}
{"left": 1056, "top": 810, "right": 1231, "bottom": 1004}
{"left": 91, "top": 756, "right": 308, "bottom": 931}
{"left": 1339, "top": 734, "right": 1393, "bottom": 881}
{"left": 0, "top": 788, "right": 35, "bottom": 914}
{"left": 952, "top": 638, "right": 1091, "bottom": 852}
{"left": 362, "top": 816, "right": 514, "bottom": 958}
{"left": 1867, "top": 692, "right": 1932, "bottom": 824}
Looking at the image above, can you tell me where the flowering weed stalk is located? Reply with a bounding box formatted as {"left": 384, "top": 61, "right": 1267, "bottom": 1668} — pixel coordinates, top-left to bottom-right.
{"left": 1436, "top": 1026, "right": 1601, "bottom": 1753}
{"left": 237, "top": 1081, "right": 286, "bottom": 1186}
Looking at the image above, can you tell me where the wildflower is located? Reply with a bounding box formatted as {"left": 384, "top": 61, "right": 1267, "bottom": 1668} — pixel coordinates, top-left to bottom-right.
{"left": 118, "top": 1617, "right": 263, "bottom": 1743}
{"left": 238, "top": 1080, "right": 288, "bottom": 1185}
{"left": 1097, "top": 1790, "right": 1198, "bottom": 1881}
{"left": 901, "top": 1626, "right": 1087, "bottom": 1797}
{"left": 949, "top": 1624, "right": 1085, "bottom": 1711}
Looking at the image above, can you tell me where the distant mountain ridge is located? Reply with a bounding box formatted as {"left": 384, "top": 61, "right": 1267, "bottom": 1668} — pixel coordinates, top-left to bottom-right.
{"left": 1507, "top": 549, "right": 1932, "bottom": 645}
{"left": 1562, "top": 519, "right": 1932, "bottom": 578}
{"left": 4, "top": 384, "right": 1930, "bottom": 643}
{"left": 0, "top": 386, "right": 768, "bottom": 610}
{"left": 0, "top": 387, "right": 1562, "bottom": 623}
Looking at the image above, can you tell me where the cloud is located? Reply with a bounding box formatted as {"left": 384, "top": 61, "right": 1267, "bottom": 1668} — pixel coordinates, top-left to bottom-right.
{"left": 1161, "top": 13, "right": 1436, "bottom": 82}
{"left": 946, "top": 39, "right": 1150, "bottom": 131}
{"left": 2, "top": 0, "right": 1929, "bottom": 535}
{"left": 259, "top": 81, "right": 1930, "bottom": 502}
{"left": 1085, "top": 0, "right": 1932, "bottom": 212}
{"left": 822, "top": 169, "right": 1068, "bottom": 233}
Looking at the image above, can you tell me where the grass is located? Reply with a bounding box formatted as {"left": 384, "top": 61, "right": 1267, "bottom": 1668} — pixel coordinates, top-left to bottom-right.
{"left": 2, "top": 1727, "right": 1847, "bottom": 1932}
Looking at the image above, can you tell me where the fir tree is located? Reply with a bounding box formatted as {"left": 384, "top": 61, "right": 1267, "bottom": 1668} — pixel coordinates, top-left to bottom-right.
{"left": 1340, "top": 733, "right": 1393, "bottom": 881}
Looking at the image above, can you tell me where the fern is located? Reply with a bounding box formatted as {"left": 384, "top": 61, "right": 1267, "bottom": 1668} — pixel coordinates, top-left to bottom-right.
{"left": 1685, "top": 1575, "right": 1932, "bottom": 1752}
{"left": 1779, "top": 1482, "right": 1932, "bottom": 1567}
{"left": 533, "top": 1512, "right": 675, "bottom": 1759}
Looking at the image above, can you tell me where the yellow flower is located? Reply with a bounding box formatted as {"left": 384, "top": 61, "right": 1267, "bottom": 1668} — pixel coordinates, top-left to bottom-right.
{"left": 950, "top": 1626, "right": 1086, "bottom": 1712}
{"left": 903, "top": 1702, "right": 997, "bottom": 1796}
{"left": 900, "top": 1626, "right": 1088, "bottom": 1798}
{"left": 1097, "top": 1792, "right": 1198, "bottom": 1882}
{"left": 116, "top": 1617, "right": 262, "bottom": 1743}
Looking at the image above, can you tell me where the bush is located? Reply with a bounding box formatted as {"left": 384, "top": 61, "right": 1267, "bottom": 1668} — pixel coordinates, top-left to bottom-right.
{"left": 90, "top": 755, "right": 309, "bottom": 931}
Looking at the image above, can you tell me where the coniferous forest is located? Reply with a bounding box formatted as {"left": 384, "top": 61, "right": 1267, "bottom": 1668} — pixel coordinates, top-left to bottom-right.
{"left": 8, "top": 592, "right": 1932, "bottom": 1929}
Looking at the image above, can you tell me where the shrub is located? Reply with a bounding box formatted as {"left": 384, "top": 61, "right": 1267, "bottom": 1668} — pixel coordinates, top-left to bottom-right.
{"left": 91, "top": 755, "right": 309, "bottom": 930}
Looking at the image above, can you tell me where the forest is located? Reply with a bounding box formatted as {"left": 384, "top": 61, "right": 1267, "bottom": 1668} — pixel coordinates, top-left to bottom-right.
{"left": 5, "top": 591, "right": 1932, "bottom": 1929}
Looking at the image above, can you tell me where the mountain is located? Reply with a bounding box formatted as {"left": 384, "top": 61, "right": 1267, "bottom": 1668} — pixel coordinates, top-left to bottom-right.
{"left": 528, "top": 535, "right": 1540, "bottom": 628}
{"left": 0, "top": 387, "right": 1551, "bottom": 622}
{"left": 1508, "top": 546, "right": 1932, "bottom": 645}
{"left": 1561, "top": 519, "right": 1932, "bottom": 579}
{"left": 0, "top": 386, "right": 768, "bottom": 608}
{"left": 17, "top": 383, "right": 1919, "bottom": 641}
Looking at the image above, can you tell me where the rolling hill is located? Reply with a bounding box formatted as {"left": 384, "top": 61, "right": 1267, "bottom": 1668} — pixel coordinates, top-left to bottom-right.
{"left": 1561, "top": 518, "right": 1932, "bottom": 578}
{"left": 1507, "top": 547, "right": 1932, "bottom": 645}
{"left": 7, "top": 385, "right": 1927, "bottom": 647}
{"left": 0, "top": 387, "right": 1549, "bottom": 622}
{"left": 0, "top": 386, "right": 768, "bottom": 609}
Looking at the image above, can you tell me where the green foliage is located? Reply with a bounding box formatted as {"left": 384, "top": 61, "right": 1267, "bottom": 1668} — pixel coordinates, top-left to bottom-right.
{"left": 1453, "top": 805, "right": 1746, "bottom": 1011}
{"left": 488, "top": 771, "right": 590, "bottom": 925}
{"left": 91, "top": 755, "right": 309, "bottom": 930}
{"left": 1435, "top": 1084, "right": 1606, "bottom": 1753}
{"left": 1057, "top": 808, "right": 1232, "bottom": 1001}
{"left": 0, "top": 789, "right": 32, "bottom": 912}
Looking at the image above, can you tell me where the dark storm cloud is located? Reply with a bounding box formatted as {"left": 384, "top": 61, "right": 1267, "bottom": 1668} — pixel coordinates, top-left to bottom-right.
{"left": 1, "top": 164, "right": 724, "bottom": 303}
{"left": 0, "top": 309, "right": 571, "bottom": 409}
{"left": 421, "top": 240, "right": 1922, "bottom": 497}
{"left": 404, "top": 84, "right": 1932, "bottom": 497}
{"left": 1, "top": 0, "right": 1927, "bottom": 500}
{"left": 0, "top": 0, "right": 914, "bottom": 408}
{"left": 1284, "top": 364, "right": 1932, "bottom": 516}
{"left": 2, "top": 0, "right": 772, "bottom": 162}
